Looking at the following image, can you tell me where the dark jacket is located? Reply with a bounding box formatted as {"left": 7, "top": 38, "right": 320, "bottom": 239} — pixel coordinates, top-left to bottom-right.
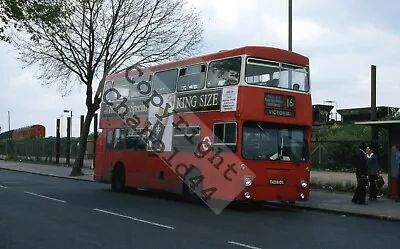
{"left": 353, "top": 149, "right": 367, "bottom": 176}
{"left": 366, "top": 153, "right": 379, "bottom": 175}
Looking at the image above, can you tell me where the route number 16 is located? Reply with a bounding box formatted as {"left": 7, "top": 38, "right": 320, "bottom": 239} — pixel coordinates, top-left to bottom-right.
{"left": 286, "top": 96, "right": 295, "bottom": 109}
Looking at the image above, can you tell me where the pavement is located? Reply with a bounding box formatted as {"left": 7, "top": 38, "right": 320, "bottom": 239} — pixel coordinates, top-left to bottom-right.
{"left": 1, "top": 169, "right": 400, "bottom": 249}
{"left": 0, "top": 159, "right": 399, "bottom": 223}
{"left": 0, "top": 155, "right": 94, "bottom": 168}
{"left": 0, "top": 160, "right": 93, "bottom": 181}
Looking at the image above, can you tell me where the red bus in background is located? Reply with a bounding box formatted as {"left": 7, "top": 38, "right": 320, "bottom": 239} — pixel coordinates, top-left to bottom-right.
{"left": 0, "top": 125, "right": 46, "bottom": 140}
{"left": 12, "top": 125, "right": 46, "bottom": 140}
{"left": 94, "top": 46, "right": 312, "bottom": 205}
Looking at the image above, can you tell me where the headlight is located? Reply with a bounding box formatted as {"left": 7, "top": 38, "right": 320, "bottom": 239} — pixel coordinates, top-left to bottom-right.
{"left": 300, "top": 179, "right": 308, "bottom": 188}
{"left": 244, "top": 176, "right": 252, "bottom": 187}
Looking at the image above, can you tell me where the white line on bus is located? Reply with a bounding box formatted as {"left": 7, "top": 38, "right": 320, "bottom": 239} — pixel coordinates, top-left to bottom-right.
{"left": 93, "top": 208, "right": 175, "bottom": 230}
{"left": 228, "top": 241, "right": 263, "bottom": 249}
{"left": 24, "top": 191, "right": 67, "bottom": 203}
{"left": 0, "top": 185, "right": 8, "bottom": 189}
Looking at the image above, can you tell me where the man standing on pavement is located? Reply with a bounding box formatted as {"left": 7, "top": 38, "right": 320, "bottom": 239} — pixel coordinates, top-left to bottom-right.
{"left": 352, "top": 143, "right": 368, "bottom": 205}
{"left": 366, "top": 144, "right": 379, "bottom": 201}
{"left": 392, "top": 144, "right": 400, "bottom": 202}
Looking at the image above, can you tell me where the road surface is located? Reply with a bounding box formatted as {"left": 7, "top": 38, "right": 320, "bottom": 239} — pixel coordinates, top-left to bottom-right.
{"left": 1, "top": 169, "right": 399, "bottom": 249}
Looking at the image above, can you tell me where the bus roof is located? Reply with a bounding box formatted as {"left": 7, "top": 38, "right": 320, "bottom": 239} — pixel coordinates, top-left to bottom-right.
{"left": 106, "top": 45, "right": 309, "bottom": 80}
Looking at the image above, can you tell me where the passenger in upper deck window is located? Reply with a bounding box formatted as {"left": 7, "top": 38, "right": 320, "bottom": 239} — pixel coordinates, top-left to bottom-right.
{"left": 225, "top": 70, "right": 238, "bottom": 85}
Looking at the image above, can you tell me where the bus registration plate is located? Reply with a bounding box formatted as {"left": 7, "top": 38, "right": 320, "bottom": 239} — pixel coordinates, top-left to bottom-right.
{"left": 269, "top": 179, "right": 285, "bottom": 185}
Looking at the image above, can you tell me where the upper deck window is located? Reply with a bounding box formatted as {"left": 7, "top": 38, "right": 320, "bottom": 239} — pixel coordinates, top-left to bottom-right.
{"left": 177, "top": 64, "right": 206, "bottom": 92}
{"left": 280, "top": 63, "right": 309, "bottom": 92}
{"left": 245, "top": 58, "right": 310, "bottom": 92}
{"left": 206, "top": 57, "right": 241, "bottom": 88}
{"left": 104, "top": 81, "right": 113, "bottom": 91}
{"left": 129, "top": 74, "right": 152, "bottom": 98}
{"left": 103, "top": 81, "right": 116, "bottom": 102}
{"left": 103, "top": 80, "right": 116, "bottom": 101}
{"left": 112, "top": 78, "right": 131, "bottom": 98}
{"left": 153, "top": 69, "right": 178, "bottom": 94}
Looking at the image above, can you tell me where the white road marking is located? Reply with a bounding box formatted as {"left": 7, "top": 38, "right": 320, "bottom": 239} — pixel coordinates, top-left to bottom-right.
{"left": 93, "top": 208, "right": 175, "bottom": 230}
{"left": 0, "top": 185, "right": 8, "bottom": 189}
{"left": 228, "top": 241, "right": 263, "bottom": 249}
{"left": 24, "top": 191, "right": 67, "bottom": 203}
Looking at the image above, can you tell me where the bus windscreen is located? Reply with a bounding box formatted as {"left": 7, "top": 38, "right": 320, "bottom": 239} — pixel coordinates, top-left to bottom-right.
{"left": 242, "top": 122, "right": 309, "bottom": 162}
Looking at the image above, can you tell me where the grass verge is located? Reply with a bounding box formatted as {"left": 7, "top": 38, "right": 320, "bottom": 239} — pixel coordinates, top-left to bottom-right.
{"left": 310, "top": 179, "right": 389, "bottom": 195}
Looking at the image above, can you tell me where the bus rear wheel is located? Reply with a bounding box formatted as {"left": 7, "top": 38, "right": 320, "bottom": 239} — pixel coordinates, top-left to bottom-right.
{"left": 111, "top": 164, "right": 125, "bottom": 192}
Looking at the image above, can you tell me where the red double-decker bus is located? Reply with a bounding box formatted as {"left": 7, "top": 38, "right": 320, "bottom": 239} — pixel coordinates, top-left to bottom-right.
{"left": 94, "top": 46, "right": 312, "bottom": 208}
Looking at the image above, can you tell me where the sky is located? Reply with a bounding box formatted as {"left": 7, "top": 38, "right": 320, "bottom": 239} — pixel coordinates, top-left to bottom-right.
{"left": 1, "top": 0, "right": 400, "bottom": 137}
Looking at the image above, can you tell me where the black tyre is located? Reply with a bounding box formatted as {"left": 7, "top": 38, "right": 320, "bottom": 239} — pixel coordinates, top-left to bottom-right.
{"left": 111, "top": 164, "right": 125, "bottom": 192}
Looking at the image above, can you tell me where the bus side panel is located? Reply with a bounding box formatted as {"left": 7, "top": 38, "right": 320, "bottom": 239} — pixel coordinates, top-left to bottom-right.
{"left": 121, "top": 150, "right": 147, "bottom": 189}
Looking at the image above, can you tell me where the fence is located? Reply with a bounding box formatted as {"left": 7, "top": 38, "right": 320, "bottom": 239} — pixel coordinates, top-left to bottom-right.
{"left": 0, "top": 137, "right": 94, "bottom": 166}
{"left": 1, "top": 137, "right": 390, "bottom": 172}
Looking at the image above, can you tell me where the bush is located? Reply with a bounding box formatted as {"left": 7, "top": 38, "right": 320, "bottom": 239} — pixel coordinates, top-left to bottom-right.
{"left": 312, "top": 124, "right": 389, "bottom": 172}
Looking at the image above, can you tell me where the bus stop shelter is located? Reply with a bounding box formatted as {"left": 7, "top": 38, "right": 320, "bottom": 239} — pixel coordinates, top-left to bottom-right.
{"left": 355, "top": 120, "right": 400, "bottom": 199}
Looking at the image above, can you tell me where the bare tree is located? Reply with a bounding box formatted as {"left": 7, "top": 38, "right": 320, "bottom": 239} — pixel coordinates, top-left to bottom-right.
{"left": 10, "top": 0, "right": 204, "bottom": 176}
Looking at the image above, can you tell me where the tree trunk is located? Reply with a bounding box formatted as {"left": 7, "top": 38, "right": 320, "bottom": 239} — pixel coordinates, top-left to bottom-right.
{"left": 70, "top": 107, "right": 95, "bottom": 176}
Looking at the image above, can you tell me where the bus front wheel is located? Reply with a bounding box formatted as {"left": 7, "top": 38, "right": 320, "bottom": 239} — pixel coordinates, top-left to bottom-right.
{"left": 111, "top": 164, "right": 125, "bottom": 192}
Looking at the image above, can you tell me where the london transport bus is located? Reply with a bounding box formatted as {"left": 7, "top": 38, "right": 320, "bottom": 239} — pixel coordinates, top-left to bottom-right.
{"left": 94, "top": 45, "right": 312, "bottom": 206}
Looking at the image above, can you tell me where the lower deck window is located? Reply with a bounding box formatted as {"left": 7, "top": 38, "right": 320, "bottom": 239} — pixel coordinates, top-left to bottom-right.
{"left": 172, "top": 125, "right": 200, "bottom": 152}
{"left": 213, "top": 122, "right": 237, "bottom": 152}
{"left": 126, "top": 128, "right": 147, "bottom": 150}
